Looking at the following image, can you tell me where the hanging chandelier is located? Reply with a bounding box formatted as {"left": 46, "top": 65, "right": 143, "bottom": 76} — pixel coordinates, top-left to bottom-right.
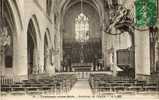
{"left": 81, "top": 0, "right": 83, "bottom": 14}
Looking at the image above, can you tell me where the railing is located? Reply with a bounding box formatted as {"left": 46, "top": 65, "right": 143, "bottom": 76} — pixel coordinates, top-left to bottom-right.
{"left": 56, "top": 71, "right": 112, "bottom": 80}
{"left": 0, "top": 71, "right": 112, "bottom": 85}
{"left": 0, "top": 74, "right": 27, "bottom": 85}
{"left": 0, "top": 75, "right": 14, "bottom": 85}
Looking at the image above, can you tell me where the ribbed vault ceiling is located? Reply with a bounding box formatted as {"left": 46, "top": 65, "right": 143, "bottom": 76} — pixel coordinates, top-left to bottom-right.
{"left": 54, "top": 0, "right": 106, "bottom": 25}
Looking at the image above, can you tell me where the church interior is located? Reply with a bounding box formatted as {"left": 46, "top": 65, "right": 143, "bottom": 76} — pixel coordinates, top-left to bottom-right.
{"left": 0, "top": 0, "right": 159, "bottom": 98}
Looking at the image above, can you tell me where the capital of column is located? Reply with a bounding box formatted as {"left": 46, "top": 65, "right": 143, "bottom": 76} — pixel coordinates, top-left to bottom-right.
{"left": 135, "top": 26, "right": 149, "bottom": 32}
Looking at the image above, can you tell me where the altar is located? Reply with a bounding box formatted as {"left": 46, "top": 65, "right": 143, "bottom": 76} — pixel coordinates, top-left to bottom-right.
{"left": 71, "top": 63, "right": 93, "bottom": 72}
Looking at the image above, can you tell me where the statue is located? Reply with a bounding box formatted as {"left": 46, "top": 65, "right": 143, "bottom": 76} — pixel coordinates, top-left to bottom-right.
{"left": 106, "top": 5, "right": 134, "bottom": 35}
{"left": 0, "top": 27, "right": 11, "bottom": 74}
{"left": 0, "top": 27, "right": 11, "bottom": 52}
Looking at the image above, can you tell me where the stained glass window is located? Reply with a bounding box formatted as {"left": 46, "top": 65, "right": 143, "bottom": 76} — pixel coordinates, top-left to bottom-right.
{"left": 75, "top": 13, "right": 89, "bottom": 42}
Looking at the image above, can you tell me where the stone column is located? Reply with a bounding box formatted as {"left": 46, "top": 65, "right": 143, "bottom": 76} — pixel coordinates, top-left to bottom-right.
{"left": 13, "top": 31, "right": 28, "bottom": 81}
{"left": 102, "top": 30, "right": 106, "bottom": 68}
{"left": 105, "top": 48, "right": 112, "bottom": 70}
{"left": 112, "top": 48, "right": 118, "bottom": 76}
{"left": 135, "top": 29, "right": 151, "bottom": 80}
{"left": 103, "top": 33, "right": 112, "bottom": 70}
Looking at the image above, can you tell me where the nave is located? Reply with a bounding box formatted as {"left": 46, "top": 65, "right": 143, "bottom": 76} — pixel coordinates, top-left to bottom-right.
{"left": 1, "top": 0, "right": 159, "bottom": 99}
{"left": 1, "top": 73, "right": 159, "bottom": 99}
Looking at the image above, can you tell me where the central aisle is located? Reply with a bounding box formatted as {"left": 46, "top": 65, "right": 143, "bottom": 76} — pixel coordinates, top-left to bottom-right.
{"left": 68, "top": 79, "right": 92, "bottom": 96}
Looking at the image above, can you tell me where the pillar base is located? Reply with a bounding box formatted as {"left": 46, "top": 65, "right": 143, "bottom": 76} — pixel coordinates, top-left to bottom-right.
{"left": 14, "top": 75, "right": 28, "bottom": 82}
{"left": 135, "top": 74, "right": 150, "bottom": 81}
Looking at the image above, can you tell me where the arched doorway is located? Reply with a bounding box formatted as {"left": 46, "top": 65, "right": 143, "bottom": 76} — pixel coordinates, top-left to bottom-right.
{"left": 27, "top": 19, "right": 38, "bottom": 76}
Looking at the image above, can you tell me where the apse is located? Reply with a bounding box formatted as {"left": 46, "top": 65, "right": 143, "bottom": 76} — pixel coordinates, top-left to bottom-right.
{"left": 63, "top": 1, "right": 102, "bottom": 67}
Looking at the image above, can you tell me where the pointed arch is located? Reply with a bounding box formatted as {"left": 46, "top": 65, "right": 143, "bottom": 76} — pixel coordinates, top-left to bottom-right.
{"left": 27, "top": 15, "right": 41, "bottom": 75}
{"left": 31, "top": 15, "right": 41, "bottom": 40}
{"left": 44, "top": 28, "right": 51, "bottom": 73}
{"left": 7, "top": 0, "right": 23, "bottom": 30}
{"left": 1, "top": 0, "right": 23, "bottom": 68}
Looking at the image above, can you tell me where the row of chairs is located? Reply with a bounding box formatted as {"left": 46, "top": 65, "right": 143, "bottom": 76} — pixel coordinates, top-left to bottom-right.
{"left": 89, "top": 74, "right": 159, "bottom": 95}
{"left": 1, "top": 74, "right": 77, "bottom": 95}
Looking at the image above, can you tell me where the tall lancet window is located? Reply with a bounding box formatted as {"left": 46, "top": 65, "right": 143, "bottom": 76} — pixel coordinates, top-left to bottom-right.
{"left": 75, "top": 13, "right": 89, "bottom": 42}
